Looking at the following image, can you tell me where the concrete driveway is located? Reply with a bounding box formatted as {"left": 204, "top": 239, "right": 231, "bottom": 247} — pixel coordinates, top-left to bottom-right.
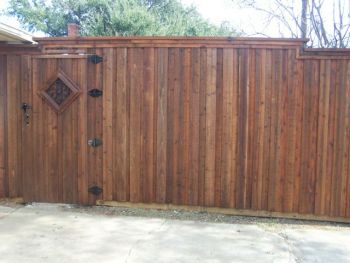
{"left": 0, "top": 203, "right": 350, "bottom": 263}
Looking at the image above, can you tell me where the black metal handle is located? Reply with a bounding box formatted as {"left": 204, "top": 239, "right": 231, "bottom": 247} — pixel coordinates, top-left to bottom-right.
{"left": 21, "top": 103, "right": 32, "bottom": 125}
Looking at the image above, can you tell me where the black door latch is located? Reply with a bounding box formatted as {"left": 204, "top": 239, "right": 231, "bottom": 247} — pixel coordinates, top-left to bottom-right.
{"left": 88, "top": 89, "right": 103, "bottom": 97}
{"left": 88, "top": 138, "right": 102, "bottom": 147}
{"left": 21, "top": 102, "right": 32, "bottom": 126}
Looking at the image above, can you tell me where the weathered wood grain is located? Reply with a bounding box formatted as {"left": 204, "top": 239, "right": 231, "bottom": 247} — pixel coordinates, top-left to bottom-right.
{"left": 102, "top": 48, "right": 114, "bottom": 201}
{"left": 2, "top": 39, "right": 350, "bottom": 221}
{"left": 0, "top": 55, "right": 7, "bottom": 198}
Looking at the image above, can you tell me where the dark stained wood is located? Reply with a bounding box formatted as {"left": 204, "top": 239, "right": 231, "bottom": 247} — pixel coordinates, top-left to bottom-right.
{"left": 86, "top": 48, "right": 104, "bottom": 205}
{"left": 0, "top": 44, "right": 40, "bottom": 55}
{"left": 172, "top": 48, "right": 181, "bottom": 205}
{"left": 21, "top": 57, "right": 88, "bottom": 203}
{"left": 236, "top": 49, "right": 249, "bottom": 209}
{"left": 214, "top": 48, "right": 223, "bottom": 207}
{"left": 21, "top": 55, "right": 33, "bottom": 202}
{"left": 114, "top": 48, "right": 130, "bottom": 202}
{"left": 102, "top": 48, "right": 114, "bottom": 201}
{"left": 300, "top": 60, "right": 319, "bottom": 214}
{"left": 7, "top": 55, "right": 23, "bottom": 198}
{"left": 33, "top": 37, "right": 308, "bottom": 50}
{"left": 141, "top": 48, "right": 155, "bottom": 203}
{"left": 246, "top": 48, "right": 255, "bottom": 210}
{"left": 221, "top": 48, "right": 234, "bottom": 208}
{"left": 251, "top": 49, "right": 266, "bottom": 210}
{"left": 198, "top": 48, "right": 207, "bottom": 207}
{"left": 261, "top": 49, "right": 272, "bottom": 211}
{"left": 188, "top": 48, "right": 200, "bottom": 206}
{"left": 0, "top": 55, "right": 7, "bottom": 198}
{"left": 346, "top": 60, "right": 350, "bottom": 218}
{"left": 292, "top": 58, "right": 304, "bottom": 213}
{"left": 155, "top": 48, "right": 168, "bottom": 203}
{"left": 3, "top": 37, "right": 350, "bottom": 221}
{"left": 283, "top": 49, "right": 298, "bottom": 212}
{"left": 182, "top": 48, "right": 191, "bottom": 205}
{"left": 315, "top": 59, "right": 331, "bottom": 215}
{"left": 166, "top": 48, "right": 175, "bottom": 204}
{"left": 331, "top": 60, "right": 348, "bottom": 217}
{"left": 77, "top": 54, "right": 88, "bottom": 205}
{"left": 204, "top": 48, "right": 217, "bottom": 207}
{"left": 129, "top": 48, "right": 143, "bottom": 202}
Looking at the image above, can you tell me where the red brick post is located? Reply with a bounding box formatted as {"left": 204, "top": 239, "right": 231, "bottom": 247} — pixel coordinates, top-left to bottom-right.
{"left": 67, "top": 23, "right": 79, "bottom": 37}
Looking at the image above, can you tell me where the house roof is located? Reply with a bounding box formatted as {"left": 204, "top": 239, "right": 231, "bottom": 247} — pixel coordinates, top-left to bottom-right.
{"left": 0, "top": 22, "right": 35, "bottom": 44}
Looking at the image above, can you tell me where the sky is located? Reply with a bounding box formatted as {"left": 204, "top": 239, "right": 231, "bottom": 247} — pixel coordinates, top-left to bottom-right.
{"left": 180, "top": 0, "right": 242, "bottom": 25}
{"left": 0, "top": 0, "right": 20, "bottom": 27}
{"left": 180, "top": 0, "right": 266, "bottom": 35}
{"left": 0, "top": 0, "right": 312, "bottom": 38}
{"left": 0, "top": 0, "right": 276, "bottom": 37}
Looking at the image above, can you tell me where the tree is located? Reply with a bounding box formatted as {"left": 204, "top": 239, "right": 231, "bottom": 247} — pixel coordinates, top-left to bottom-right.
{"left": 301, "top": 0, "right": 308, "bottom": 39}
{"left": 236, "top": 0, "right": 350, "bottom": 48}
{"left": 6, "top": 0, "right": 239, "bottom": 37}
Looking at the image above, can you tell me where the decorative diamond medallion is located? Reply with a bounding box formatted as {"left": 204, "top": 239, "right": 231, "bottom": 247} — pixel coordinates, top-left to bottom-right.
{"left": 40, "top": 70, "right": 80, "bottom": 113}
{"left": 46, "top": 79, "right": 72, "bottom": 105}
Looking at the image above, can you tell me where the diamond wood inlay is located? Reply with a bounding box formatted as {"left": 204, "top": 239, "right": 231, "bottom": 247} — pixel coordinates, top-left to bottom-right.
{"left": 40, "top": 70, "right": 80, "bottom": 113}
{"left": 46, "top": 78, "right": 72, "bottom": 105}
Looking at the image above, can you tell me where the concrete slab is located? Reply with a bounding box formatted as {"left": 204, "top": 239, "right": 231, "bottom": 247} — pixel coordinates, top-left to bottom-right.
{"left": 285, "top": 228, "right": 350, "bottom": 262}
{"left": 0, "top": 203, "right": 349, "bottom": 263}
{"left": 0, "top": 206, "right": 16, "bottom": 218}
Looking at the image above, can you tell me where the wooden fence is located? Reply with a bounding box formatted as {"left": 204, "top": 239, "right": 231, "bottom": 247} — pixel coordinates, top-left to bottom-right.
{"left": 1, "top": 37, "right": 350, "bottom": 221}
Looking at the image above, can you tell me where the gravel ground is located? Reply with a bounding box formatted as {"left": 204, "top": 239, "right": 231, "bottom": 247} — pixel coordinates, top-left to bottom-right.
{"left": 1, "top": 199, "right": 347, "bottom": 232}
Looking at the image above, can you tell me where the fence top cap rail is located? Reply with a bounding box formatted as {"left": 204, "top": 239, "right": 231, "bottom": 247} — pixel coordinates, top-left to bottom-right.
{"left": 303, "top": 48, "right": 350, "bottom": 53}
{"left": 298, "top": 48, "right": 350, "bottom": 58}
{"left": 32, "top": 36, "right": 308, "bottom": 47}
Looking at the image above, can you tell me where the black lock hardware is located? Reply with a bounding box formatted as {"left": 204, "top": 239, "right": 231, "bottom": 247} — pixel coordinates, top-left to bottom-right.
{"left": 88, "top": 186, "right": 103, "bottom": 195}
{"left": 88, "top": 54, "right": 103, "bottom": 64}
{"left": 88, "top": 138, "right": 102, "bottom": 147}
{"left": 88, "top": 89, "right": 103, "bottom": 97}
{"left": 21, "top": 102, "right": 32, "bottom": 126}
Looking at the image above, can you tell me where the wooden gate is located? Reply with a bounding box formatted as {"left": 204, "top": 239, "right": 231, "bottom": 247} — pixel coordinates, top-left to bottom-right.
{"left": 21, "top": 57, "right": 88, "bottom": 203}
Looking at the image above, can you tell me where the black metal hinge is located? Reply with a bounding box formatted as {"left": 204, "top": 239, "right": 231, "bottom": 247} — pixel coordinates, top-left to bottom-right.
{"left": 88, "top": 54, "right": 103, "bottom": 64}
{"left": 88, "top": 89, "right": 103, "bottom": 97}
{"left": 88, "top": 138, "right": 102, "bottom": 147}
{"left": 88, "top": 186, "right": 103, "bottom": 195}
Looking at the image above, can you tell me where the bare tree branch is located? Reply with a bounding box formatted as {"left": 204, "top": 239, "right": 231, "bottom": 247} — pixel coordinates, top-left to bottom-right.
{"left": 235, "top": 0, "right": 350, "bottom": 48}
